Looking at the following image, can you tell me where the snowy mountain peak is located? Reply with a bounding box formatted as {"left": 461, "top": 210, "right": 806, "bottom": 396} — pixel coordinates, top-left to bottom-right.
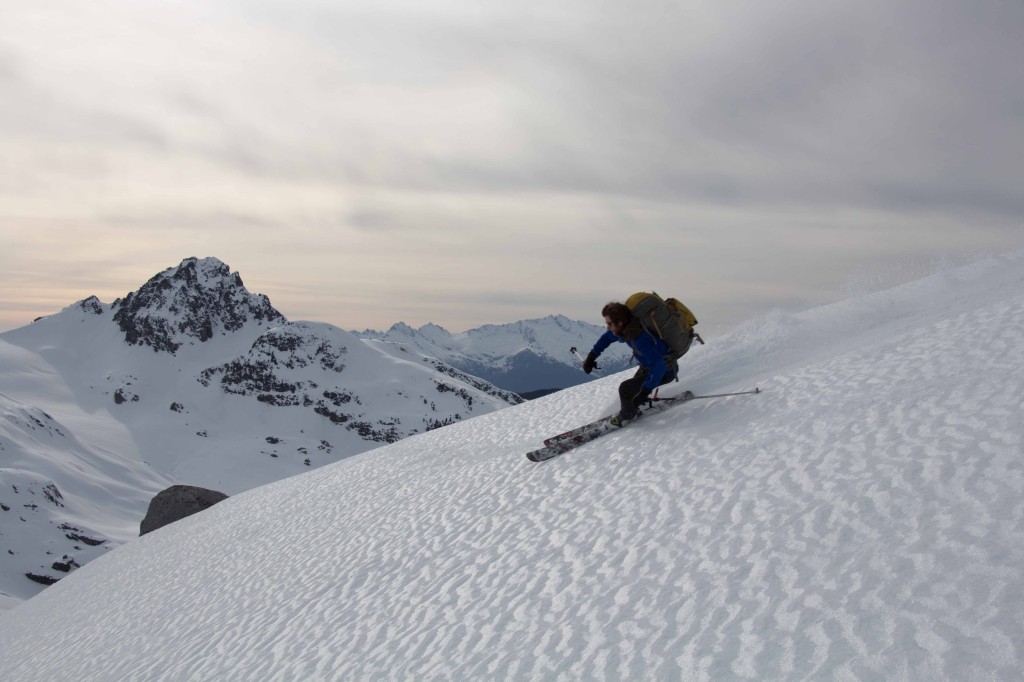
{"left": 111, "top": 257, "right": 285, "bottom": 354}
{"left": 418, "top": 322, "right": 452, "bottom": 337}
{"left": 74, "top": 296, "right": 106, "bottom": 316}
{"left": 0, "top": 257, "right": 526, "bottom": 604}
{"left": 385, "top": 321, "right": 417, "bottom": 336}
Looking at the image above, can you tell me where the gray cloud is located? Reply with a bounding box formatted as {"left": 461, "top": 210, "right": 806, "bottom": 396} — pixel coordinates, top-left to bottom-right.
{"left": 1, "top": 0, "right": 1022, "bottom": 334}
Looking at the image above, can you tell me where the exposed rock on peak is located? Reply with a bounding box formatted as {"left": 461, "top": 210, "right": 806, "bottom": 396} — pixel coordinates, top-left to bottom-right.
{"left": 112, "top": 257, "right": 285, "bottom": 353}
{"left": 33, "top": 296, "right": 107, "bottom": 323}
{"left": 77, "top": 296, "right": 105, "bottom": 316}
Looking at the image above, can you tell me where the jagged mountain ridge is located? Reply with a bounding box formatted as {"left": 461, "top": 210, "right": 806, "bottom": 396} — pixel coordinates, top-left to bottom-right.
{"left": 357, "top": 315, "right": 634, "bottom": 393}
{"left": 0, "top": 257, "right": 522, "bottom": 604}
{"left": 112, "top": 258, "right": 285, "bottom": 353}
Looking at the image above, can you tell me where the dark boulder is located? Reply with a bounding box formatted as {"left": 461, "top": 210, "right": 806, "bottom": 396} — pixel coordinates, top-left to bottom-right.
{"left": 140, "top": 485, "right": 229, "bottom": 536}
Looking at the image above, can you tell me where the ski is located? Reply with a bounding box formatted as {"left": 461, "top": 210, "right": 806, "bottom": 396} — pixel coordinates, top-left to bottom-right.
{"left": 527, "top": 387, "right": 760, "bottom": 463}
{"left": 526, "top": 420, "right": 622, "bottom": 462}
{"left": 527, "top": 392, "right": 695, "bottom": 463}
{"left": 542, "top": 391, "right": 696, "bottom": 447}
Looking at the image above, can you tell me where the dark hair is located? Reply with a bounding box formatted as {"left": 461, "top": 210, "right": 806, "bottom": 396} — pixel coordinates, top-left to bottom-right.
{"left": 601, "top": 302, "right": 631, "bottom": 325}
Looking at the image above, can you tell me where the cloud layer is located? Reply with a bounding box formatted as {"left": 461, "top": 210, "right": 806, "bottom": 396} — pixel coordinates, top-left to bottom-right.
{"left": 2, "top": 0, "right": 1022, "bottom": 333}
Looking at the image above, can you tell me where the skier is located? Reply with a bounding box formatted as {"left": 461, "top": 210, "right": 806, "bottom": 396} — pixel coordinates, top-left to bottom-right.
{"left": 582, "top": 301, "right": 679, "bottom": 426}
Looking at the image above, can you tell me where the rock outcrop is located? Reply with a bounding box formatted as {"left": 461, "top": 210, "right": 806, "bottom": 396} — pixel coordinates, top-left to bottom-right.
{"left": 140, "top": 485, "right": 229, "bottom": 536}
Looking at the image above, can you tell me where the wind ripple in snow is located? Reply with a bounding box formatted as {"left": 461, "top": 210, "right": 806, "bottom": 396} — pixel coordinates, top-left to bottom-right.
{"left": 1, "top": 254, "right": 1023, "bottom": 680}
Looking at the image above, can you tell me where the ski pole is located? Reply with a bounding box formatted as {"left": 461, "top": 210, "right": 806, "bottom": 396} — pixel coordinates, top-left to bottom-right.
{"left": 570, "top": 346, "right": 600, "bottom": 371}
{"left": 657, "top": 387, "right": 761, "bottom": 401}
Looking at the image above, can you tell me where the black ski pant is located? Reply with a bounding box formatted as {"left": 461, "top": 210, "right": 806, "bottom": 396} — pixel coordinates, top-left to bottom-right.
{"left": 618, "top": 363, "right": 677, "bottom": 417}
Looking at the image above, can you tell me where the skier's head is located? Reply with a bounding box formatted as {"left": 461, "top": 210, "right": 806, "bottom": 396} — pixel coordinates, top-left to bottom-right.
{"left": 602, "top": 302, "right": 631, "bottom": 335}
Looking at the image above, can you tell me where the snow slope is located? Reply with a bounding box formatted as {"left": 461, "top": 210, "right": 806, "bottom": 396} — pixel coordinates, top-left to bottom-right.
{"left": 0, "top": 346, "right": 173, "bottom": 605}
{"left": 0, "top": 257, "right": 521, "bottom": 605}
{"left": 1, "top": 252, "right": 1022, "bottom": 680}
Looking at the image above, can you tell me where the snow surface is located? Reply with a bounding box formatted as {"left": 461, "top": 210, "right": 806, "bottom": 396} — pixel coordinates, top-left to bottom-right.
{"left": 2, "top": 252, "right": 1023, "bottom": 680}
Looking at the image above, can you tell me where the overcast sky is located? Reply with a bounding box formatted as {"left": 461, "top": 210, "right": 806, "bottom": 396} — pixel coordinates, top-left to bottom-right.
{"left": 1, "top": 0, "right": 1022, "bottom": 335}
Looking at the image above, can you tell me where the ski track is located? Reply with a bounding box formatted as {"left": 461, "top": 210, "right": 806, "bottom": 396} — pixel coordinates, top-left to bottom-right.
{"left": 2, "top": 258, "right": 1024, "bottom": 680}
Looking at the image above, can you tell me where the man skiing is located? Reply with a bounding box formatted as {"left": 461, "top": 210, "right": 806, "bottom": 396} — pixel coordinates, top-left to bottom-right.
{"left": 583, "top": 301, "right": 679, "bottom": 426}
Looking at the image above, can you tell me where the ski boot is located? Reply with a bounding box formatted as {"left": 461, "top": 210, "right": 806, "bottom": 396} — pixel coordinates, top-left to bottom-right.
{"left": 610, "top": 408, "right": 640, "bottom": 428}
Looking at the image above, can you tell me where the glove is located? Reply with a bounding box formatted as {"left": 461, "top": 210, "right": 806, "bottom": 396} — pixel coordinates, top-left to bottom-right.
{"left": 582, "top": 352, "right": 598, "bottom": 374}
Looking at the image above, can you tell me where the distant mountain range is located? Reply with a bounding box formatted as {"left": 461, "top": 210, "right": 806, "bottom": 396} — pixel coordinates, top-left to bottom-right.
{"left": 0, "top": 256, "right": 628, "bottom": 605}
{"left": 355, "top": 317, "right": 633, "bottom": 394}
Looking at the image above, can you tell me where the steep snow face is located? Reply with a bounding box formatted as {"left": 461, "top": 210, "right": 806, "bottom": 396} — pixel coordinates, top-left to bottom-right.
{"left": 0, "top": 392, "right": 171, "bottom": 603}
{"left": 2, "top": 251, "right": 1022, "bottom": 679}
{"left": 357, "top": 314, "right": 635, "bottom": 392}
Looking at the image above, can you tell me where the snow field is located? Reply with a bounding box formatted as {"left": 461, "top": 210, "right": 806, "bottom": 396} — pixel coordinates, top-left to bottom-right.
{"left": 1, "top": 252, "right": 1023, "bottom": 680}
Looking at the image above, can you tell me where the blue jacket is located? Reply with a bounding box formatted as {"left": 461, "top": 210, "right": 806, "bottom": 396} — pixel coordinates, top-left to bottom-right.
{"left": 591, "top": 329, "right": 673, "bottom": 390}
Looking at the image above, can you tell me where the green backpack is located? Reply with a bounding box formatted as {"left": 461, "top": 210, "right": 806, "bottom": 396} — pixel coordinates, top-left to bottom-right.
{"left": 625, "top": 291, "right": 703, "bottom": 360}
